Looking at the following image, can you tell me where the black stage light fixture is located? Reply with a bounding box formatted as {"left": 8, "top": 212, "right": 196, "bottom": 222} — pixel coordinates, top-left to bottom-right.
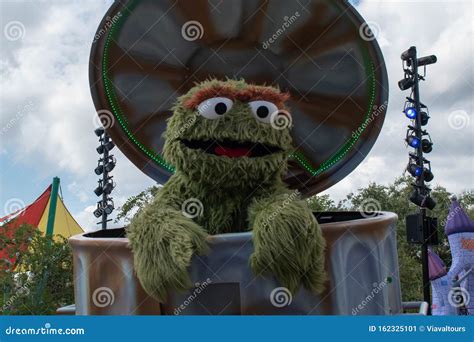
{"left": 406, "top": 135, "right": 421, "bottom": 148}
{"left": 410, "top": 189, "right": 436, "bottom": 210}
{"left": 96, "top": 139, "right": 114, "bottom": 154}
{"left": 94, "top": 182, "right": 103, "bottom": 196}
{"left": 93, "top": 206, "right": 103, "bottom": 218}
{"left": 103, "top": 180, "right": 115, "bottom": 195}
{"left": 423, "top": 169, "right": 434, "bottom": 182}
{"left": 401, "top": 46, "right": 416, "bottom": 61}
{"left": 105, "top": 141, "right": 115, "bottom": 152}
{"left": 409, "top": 189, "right": 423, "bottom": 206}
{"left": 422, "top": 139, "right": 433, "bottom": 153}
{"left": 96, "top": 199, "right": 114, "bottom": 215}
{"left": 104, "top": 200, "right": 115, "bottom": 215}
{"left": 407, "top": 163, "right": 433, "bottom": 182}
{"left": 407, "top": 163, "right": 423, "bottom": 177}
{"left": 423, "top": 196, "right": 436, "bottom": 210}
{"left": 94, "top": 127, "right": 105, "bottom": 137}
{"left": 420, "top": 111, "right": 430, "bottom": 126}
{"left": 404, "top": 107, "right": 417, "bottom": 119}
{"left": 398, "top": 77, "right": 414, "bottom": 91}
{"left": 94, "top": 163, "right": 104, "bottom": 175}
{"left": 104, "top": 157, "right": 116, "bottom": 172}
{"left": 417, "top": 55, "right": 437, "bottom": 67}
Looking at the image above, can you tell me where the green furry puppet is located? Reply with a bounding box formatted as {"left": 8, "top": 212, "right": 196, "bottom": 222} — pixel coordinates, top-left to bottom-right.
{"left": 128, "top": 79, "right": 325, "bottom": 302}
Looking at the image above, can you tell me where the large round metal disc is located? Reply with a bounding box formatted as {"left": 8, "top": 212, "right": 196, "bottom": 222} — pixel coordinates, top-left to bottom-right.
{"left": 90, "top": 0, "right": 388, "bottom": 197}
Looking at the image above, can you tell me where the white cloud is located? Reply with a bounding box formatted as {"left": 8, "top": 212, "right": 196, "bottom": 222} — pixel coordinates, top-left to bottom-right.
{"left": 323, "top": 0, "right": 473, "bottom": 202}
{"left": 0, "top": 0, "right": 472, "bottom": 228}
{"left": 0, "top": 0, "right": 157, "bottom": 229}
{"left": 73, "top": 205, "right": 97, "bottom": 233}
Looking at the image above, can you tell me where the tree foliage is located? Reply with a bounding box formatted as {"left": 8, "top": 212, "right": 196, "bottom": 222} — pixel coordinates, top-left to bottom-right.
{"left": 115, "top": 185, "right": 161, "bottom": 223}
{"left": 308, "top": 176, "right": 473, "bottom": 301}
{"left": 0, "top": 224, "right": 74, "bottom": 315}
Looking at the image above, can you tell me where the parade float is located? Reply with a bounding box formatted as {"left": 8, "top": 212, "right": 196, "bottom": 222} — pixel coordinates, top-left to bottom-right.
{"left": 66, "top": 0, "right": 418, "bottom": 315}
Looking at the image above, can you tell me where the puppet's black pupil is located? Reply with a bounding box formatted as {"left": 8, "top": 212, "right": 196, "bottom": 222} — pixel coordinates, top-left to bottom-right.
{"left": 256, "top": 106, "right": 269, "bottom": 118}
{"left": 215, "top": 102, "right": 227, "bottom": 115}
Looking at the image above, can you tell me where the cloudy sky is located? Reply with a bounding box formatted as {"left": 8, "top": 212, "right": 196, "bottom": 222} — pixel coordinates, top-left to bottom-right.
{"left": 0, "top": 0, "right": 472, "bottom": 231}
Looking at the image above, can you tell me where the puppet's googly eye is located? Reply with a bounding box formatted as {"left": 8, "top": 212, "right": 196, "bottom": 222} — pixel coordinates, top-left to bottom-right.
{"left": 197, "top": 97, "right": 233, "bottom": 119}
{"left": 248, "top": 101, "right": 278, "bottom": 123}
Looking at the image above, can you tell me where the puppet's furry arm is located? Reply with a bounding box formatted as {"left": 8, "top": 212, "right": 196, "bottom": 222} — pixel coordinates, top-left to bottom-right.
{"left": 127, "top": 201, "right": 208, "bottom": 302}
{"left": 249, "top": 191, "right": 326, "bottom": 295}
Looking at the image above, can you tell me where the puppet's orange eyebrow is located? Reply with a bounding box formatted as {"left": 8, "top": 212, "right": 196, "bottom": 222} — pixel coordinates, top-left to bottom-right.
{"left": 236, "top": 86, "right": 290, "bottom": 105}
{"left": 183, "top": 85, "right": 290, "bottom": 109}
{"left": 184, "top": 86, "right": 238, "bottom": 109}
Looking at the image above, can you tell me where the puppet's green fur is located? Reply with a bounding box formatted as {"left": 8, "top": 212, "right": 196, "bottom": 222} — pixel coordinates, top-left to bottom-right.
{"left": 128, "top": 79, "right": 326, "bottom": 302}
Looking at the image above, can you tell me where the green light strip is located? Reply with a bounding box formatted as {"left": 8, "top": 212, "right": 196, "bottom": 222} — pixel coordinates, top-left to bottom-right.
{"left": 102, "top": 1, "right": 174, "bottom": 173}
{"left": 101, "top": 0, "right": 377, "bottom": 177}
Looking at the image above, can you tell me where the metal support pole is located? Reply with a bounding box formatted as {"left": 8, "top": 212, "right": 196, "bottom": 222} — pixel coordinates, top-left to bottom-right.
{"left": 45, "top": 177, "right": 60, "bottom": 237}
{"left": 36, "top": 176, "right": 60, "bottom": 306}
{"left": 411, "top": 46, "right": 431, "bottom": 314}
{"left": 101, "top": 135, "right": 109, "bottom": 230}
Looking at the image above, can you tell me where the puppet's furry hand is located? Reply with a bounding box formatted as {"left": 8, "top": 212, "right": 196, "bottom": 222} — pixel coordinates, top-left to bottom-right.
{"left": 249, "top": 194, "right": 326, "bottom": 295}
{"left": 127, "top": 206, "right": 208, "bottom": 302}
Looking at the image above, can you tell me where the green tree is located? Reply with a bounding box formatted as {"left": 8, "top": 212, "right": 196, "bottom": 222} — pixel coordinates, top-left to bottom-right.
{"left": 115, "top": 185, "right": 161, "bottom": 223}
{"left": 309, "top": 176, "right": 473, "bottom": 301}
{"left": 0, "top": 224, "right": 74, "bottom": 315}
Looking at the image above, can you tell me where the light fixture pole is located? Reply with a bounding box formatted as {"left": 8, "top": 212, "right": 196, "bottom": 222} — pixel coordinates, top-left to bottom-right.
{"left": 101, "top": 133, "right": 110, "bottom": 230}
{"left": 94, "top": 128, "right": 116, "bottom": 230}
{"left": 412, "top": 48, "right": 431, "bottom": 313}
{"left": 399, "top": 46, "right": 437, "bottom": 314}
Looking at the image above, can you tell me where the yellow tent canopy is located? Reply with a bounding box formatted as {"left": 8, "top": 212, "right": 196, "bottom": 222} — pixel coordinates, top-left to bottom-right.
{"left": 37, "top": 190, "right": 83, "bottom": 238}
{"left": 0, "top": 177, "right": 83, "bottom": 239}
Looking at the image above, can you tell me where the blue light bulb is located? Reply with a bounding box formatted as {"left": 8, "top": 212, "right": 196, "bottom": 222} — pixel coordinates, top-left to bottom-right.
{"left": 405, "top": 107, "right": 417, "bottom": 119}
{"left": 407, "top": 136, "right": 420, "bottom": 148}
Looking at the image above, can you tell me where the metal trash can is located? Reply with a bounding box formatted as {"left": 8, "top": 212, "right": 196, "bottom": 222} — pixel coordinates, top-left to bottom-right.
{"left": 69, "top": 211, "right": 400, "bottom": 315}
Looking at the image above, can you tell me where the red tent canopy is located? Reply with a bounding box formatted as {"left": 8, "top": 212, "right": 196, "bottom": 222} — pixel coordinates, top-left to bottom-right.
{"left": 0, "top": 186, "right": 51, "bottom": 267}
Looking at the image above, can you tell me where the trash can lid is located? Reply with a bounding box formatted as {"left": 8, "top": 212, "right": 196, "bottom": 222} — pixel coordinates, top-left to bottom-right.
{"left": 90, "top": 0, "right": 388, "bottom": 197}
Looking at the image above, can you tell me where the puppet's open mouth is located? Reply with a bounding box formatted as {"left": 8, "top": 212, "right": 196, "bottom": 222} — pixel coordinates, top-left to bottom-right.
{"left": 180, "top": 139, "right": 281, "bottom": 158}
